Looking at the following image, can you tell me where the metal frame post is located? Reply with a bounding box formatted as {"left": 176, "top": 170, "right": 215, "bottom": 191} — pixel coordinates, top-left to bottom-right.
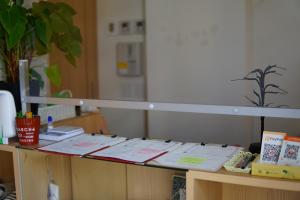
{"left": 19, "top": 60, "right": 30, "bottom": 114}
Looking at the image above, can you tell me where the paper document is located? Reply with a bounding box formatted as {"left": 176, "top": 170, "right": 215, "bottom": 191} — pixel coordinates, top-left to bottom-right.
{"left": 38, "top": 134, "right": 127, "bottom": 156}
{"left": 39, "top": 126, "right": 84, "bottom": 141}
{"left": 152, "top": 143, "right": 242, "bottom": 172}
{"left": 90, "top": 138, "right": 182, "bottom": 163}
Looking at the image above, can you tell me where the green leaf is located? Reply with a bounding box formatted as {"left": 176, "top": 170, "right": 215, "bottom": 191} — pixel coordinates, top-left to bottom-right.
{"left": 68, "top": 40, "right": 81, "bottom": 57}
{"left": 29, "top": 67, "right": 44, "bottom": 89}
{"left": 31, "top": 1, "right": 82, "bottom": 67}
{"left": 44, "top": 64, "right": 61, "bottom": 87}
{"left": 21, "top": 20, "right": 36, "bottom": 52}
{"left": 35, "top": 18, "right": 51, "bottom": 46}
{"left": 50, "top": 12, "right": 69, "bottom": 33}
{"left": 56, "top": 2, "right": 76, "bottom": 16}
{"left": 55, "top": 3, "right": 75, "bottom": 25}
{"left": 65, "top": 54, "right": 76, "bottom": 66}
{"left": 17, "top": 112, "right": 25, "bottom": 118}
{"left": 0, "top": 6, "right": 27, "bottom": 33}
{"left": 52, "top": 90, "right": 72, "bottom": 98}
{"left": 0, "top": 25, "right": 5, "bottom": 38}
{"left": 55, "top": 34, "right": 81, "bottom": 57}
{"left": 35, "top": 37, "right": 50, "bottom": 55}
{"left": 32, "top": 1, "right": 56, "bottom": 17}
{"left": 0, "top": 0, "right": 9, "bottom": 11}
{"left": 70, "top": 26, "right": 82, "bottom": 42}
{"left": 0, "top": 5, "right": 27, "bottom": 49}
{"left": 14, "top": 0, "right": 24, "bottom": 6}
{"left": 7, "top": 23, "right": 26, "bottom": 49}
{"left": 0, "top": 10, "right": 12, "bottom": 30}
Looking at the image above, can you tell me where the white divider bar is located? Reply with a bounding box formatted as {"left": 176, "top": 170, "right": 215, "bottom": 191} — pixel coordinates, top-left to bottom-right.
{"left": 19, "top": 60, "right": 29, "bottom": 114}
{"left": 25, "top": 96, "right": 300, "bottom": 119}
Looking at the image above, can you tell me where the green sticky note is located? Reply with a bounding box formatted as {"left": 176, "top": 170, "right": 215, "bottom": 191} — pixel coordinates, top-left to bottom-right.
{"left": 178, "top": 156, "right": 205, "bottom": 165}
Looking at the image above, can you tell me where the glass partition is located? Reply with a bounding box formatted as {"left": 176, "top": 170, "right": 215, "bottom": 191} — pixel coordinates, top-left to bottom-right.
{"left": 32, "top": 104, "right": 300, "bottom": 148}
{"left": 28, "top": 0, "right": 300, "bottom": 110}
{"left": 23, "top": 0, "right": 300, "bottom": 148}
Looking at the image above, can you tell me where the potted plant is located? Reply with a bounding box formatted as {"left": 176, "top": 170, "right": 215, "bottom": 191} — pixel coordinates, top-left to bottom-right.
{"left": 0, "top": 0, "right": 82, "bottom": 112}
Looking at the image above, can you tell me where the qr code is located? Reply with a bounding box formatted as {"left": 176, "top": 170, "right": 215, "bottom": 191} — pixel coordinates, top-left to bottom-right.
{"left": 283, "top": 144, "right": 299, "bottom": 160}
{"left": 262, "top": 144, "right": 281, "bottom": 162}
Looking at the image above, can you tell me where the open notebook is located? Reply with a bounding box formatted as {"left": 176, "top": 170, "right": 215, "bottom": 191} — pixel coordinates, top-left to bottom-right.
{"left": 89, "top": 138, "right": 182, "bottom": 164}
{"left": 151, "top": 143, "right": 242, "bottom": 172}
{"left": 38, "top": 134, "right": 127, "bottom": 156}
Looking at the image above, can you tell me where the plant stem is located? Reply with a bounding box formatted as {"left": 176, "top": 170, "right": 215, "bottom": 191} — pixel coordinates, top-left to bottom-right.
{"left": 260, "top": 116, "right": 265, "bottom": 143}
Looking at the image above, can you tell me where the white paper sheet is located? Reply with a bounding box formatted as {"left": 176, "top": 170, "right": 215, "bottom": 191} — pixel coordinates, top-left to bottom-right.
{"left": 38, "top": 134, "right": 127, "bottom": 156}
{"left": 153, "top": 143, "right": 242, "bottom": 172}
{"left": 90, "top": 138, "right": 182, "bottom": 163}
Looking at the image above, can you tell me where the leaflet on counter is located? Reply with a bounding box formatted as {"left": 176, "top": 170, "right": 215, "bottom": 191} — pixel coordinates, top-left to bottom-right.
{"left": 38, "top": 134, "right": 127, "bottom": 156}
{"left": 151, "top": 143, "right": 242, "bottom": 172}
{"left": 89, "top": 138, "right": 182, "bottom": 164}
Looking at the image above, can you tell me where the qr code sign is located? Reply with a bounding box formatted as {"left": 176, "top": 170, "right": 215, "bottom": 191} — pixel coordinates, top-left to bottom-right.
{"left": 283, "top": 144, "right": 299, "bottom": 160}
{"left": 262, "top": 144, "right": 281, "bottom": 162}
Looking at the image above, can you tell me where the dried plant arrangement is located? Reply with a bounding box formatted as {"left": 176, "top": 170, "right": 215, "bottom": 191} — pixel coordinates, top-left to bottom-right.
{"left": 232, "top": 65, "right": 288, "bottom": 108}
{"left": 232, "top": 65, "right": 288, "bottom": 153}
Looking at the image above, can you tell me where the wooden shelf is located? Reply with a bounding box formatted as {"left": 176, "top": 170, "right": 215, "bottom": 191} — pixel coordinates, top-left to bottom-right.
{"left": 0, "top": 111, "right": 107, "bottom": 200}
{"left": 187, "top": 169, "right": 300, "bottom": 200}
{"left": 3, "top": 111, "right": 300, "bottom": 200}
{"left": 0, "top": 144, "right": 21, "bottom": 200}
{"left": 188, "top": 169, "right": 300, "bottom": 192}
{"left": 17, "top": 149, "right": 184, "bottom": 200}
{"left": 0, "top": 145, "right": 15, "bottom": 152}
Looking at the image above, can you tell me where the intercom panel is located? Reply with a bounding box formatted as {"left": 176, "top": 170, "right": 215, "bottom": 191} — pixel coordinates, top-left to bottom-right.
{"left": 116, "top": 42, "right": 144, "bottom": 77}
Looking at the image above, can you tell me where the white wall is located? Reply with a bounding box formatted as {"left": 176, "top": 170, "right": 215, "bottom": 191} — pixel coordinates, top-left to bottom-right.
{"left": 146, "top": 0, "right": 250, "bottom": 105}
{"left": 252, "top": 0, "right": 300, "bottom": 139}
{"left": 145, "top": 0, "right": 300, "bottom": 146}
{"left": 146, "top": 0, "right": 254, "bottom": 147}
{"left": 96, "top": 0, "right": 300, "bottom": 146}
{"left": 97, "top": 0, "right": 146, "bottom": 138}
{"left": 253, "top": 0, "right": 300, "bottom": 108}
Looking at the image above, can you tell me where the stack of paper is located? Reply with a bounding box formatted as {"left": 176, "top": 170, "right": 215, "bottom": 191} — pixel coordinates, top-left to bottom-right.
{"left": 38, "top": 134, "right": 127, "bottom": 156}
{"left": 39, "top": 126, "right": 84, "bottom": 141}
{"left": 89, "top": 138, "right": 182, "bottom": 164}
{"left": 152, "top": 143, "right": 242, "bottom": 172}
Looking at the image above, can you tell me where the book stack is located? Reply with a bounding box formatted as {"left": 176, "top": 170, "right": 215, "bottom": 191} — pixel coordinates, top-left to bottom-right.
{"left": 39, "top": 126, "right": 84, "bottom": 141}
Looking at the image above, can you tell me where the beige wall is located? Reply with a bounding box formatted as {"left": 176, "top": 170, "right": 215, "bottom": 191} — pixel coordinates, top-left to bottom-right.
{"left": 97, "top": 0, "right": 146, "bottom": 138}
{"left": 146, "top": 0, "right": 300, "bottom": 146}
{"left": 146, "top": 0, "right": 254, "bottom": 146}
{"left": 252, "top": 0, "right": 300, "bottom": 140}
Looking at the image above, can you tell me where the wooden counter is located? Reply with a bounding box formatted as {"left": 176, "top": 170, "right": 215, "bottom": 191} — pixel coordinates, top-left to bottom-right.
{"left": 0, "top": 144, "right": 21, "bottom": 200}
{"left": 1, "top": 112, "right": 300, "bottom": 200}
{"left": 187, "top": 169, "right": 300, "bottom": 200}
